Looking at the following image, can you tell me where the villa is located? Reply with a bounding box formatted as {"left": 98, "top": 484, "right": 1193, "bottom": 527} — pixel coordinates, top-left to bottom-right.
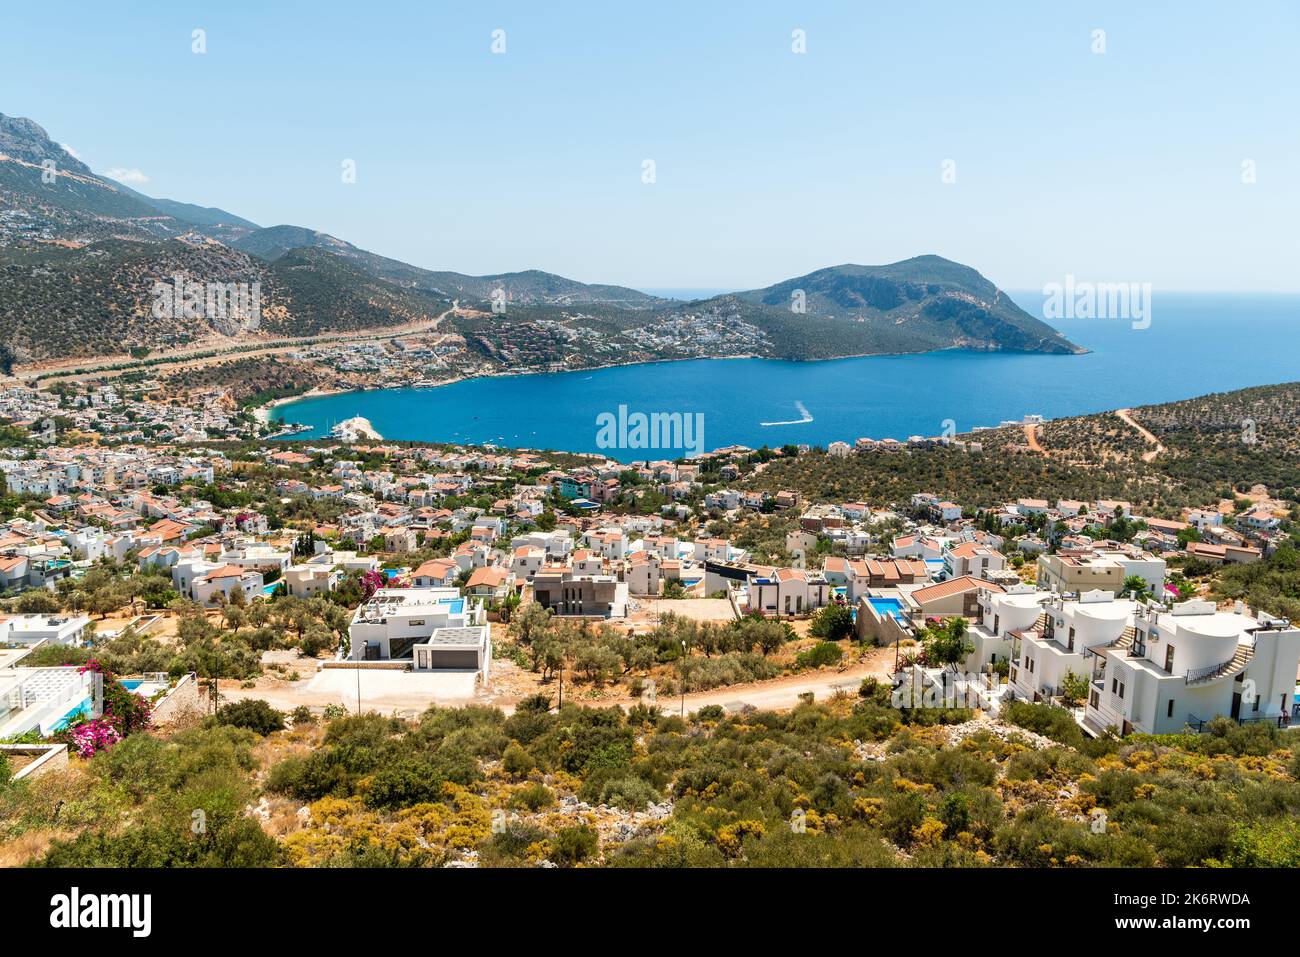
{"left": 349, "top": 587, "right": 484, "bottom": 660}
{"left": 1083, "top": 600, "right": 1299, "bottom": 736}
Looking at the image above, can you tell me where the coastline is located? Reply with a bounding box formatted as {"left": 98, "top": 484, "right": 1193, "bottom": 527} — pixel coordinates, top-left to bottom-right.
{"left": 258, "top": 345, "right": 1087, "bottom": 431}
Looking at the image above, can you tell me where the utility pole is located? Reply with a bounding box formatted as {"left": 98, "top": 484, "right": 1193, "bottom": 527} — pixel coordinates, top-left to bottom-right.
{"left": 680, "top": 639, "right": 687, "bottom": 718}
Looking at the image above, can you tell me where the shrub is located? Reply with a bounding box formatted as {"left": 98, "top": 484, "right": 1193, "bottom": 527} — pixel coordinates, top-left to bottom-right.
{"left": 501, "top": 743, "right": 536, "bottom": 777}
{"left": 510, "top": 782, "right": 555, "bottom": 811}
{"left": 1001, "top": 701, "right": 1084, "bottom": 748}
{"left": 796, "top": 641, "right": 843, "bottom": 670}
{"left": 810, "top": 603, "right": 854, "bottom": 641}
{"left": 677, "top": 652, "right": 780, "bottom": 692}
{"left": 553, "top": 824, "right": 599, "bottom": 865}
{"left": 597, "top": 775, "right": 662, "bottom": 810}
{"left": 215, "top": 699, "right": 286, "bottom": 736}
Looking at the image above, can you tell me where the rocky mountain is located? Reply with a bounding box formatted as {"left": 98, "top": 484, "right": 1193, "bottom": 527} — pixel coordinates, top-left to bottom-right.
{"left": 725, "top": 256, "right": 1084, "bottom": 355}
{"left": 0, "top": 113, "right": 258, "bottom": 245}
{"left": 0, "top": 237, "right": 450, "bottom": 363}
{"left": 0, "top": 110, "right": 1082, "bottom": 367}
{"left": 233, "top": 225, "right": 661, "bottom": 307}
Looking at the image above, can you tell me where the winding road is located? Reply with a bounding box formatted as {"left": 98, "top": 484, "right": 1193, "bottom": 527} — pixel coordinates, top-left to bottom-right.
{"left": 1115, "top": 408, "right": 1165, "bottom": 462}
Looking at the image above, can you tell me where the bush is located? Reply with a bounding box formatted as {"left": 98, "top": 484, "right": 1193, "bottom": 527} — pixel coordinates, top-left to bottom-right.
{"left": 510, "top": 782, "right": 555, "bottom": 811}
{"left": 1001, "top": 701, "right": 1084, "bottom": 748}
{"left": 676, "top": 652, "right": 780, "bottom": 692}
{"left": 501, "top": 743, "right": 536, "bottom": 777}
{"left": 215, "top": 699, "right": 286, "bottom": 736}
{"left": 553, "top": 824, "right": 599, "bottom": 865}
{"left": 597, "top": 775, "right": 662, "bottom": 810}
{"left": 810, "top": 603, "right": 854, "bottom": 641}
{"left": 796, "top": 641, "right": 844, "bottom": 670}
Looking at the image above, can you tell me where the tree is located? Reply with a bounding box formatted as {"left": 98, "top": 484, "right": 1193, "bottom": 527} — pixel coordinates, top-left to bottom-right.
{"left": 922, "top": 618, "right": 973, "bottom": 672}
{"left": 810, "top": 602, "right": 854, "bottom": 642}
{"left": 1058, "top": 670, "right": 1090, "bottom": 706}
{"left": 511, "top": 601, "right": 552, "bottom": 645}
{"left": 215, "top": 699, "right": 286, "bottom": 735}
{"left": 1120, "top": 575, "right": 1152, "bottom": 602}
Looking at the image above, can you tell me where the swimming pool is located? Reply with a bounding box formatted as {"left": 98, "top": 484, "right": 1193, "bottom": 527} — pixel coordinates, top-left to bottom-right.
{"left": 868, "top": 597, "right": 908, "bottom": 622}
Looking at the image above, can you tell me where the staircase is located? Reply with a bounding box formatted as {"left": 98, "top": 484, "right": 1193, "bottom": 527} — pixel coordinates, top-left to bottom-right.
{"left": 1186, "top": 643, "right": 1254, "bottom": 686}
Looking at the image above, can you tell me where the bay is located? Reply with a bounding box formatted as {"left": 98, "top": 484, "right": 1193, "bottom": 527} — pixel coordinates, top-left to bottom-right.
{"left": 272, "top": 293, "right": 1300, "bottom": 461}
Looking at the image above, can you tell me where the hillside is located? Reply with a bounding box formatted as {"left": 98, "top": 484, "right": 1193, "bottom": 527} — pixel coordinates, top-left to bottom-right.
{"left": 1, "top": 109, "right": 1081, "bottom": 367}
{"left": 742, "top": 381, "right": 1300, "bottom": 513}
{"left": 727, "top": 256, "right": 1083, "bottom": 356}
{"left": 0, "top": 112, "right": 256, "bottom": 245}
{"left": 0, "top": 238, "right": 451, "bottom": 362}
{"left": 234, "top": 225, "right": 662, "bottom": 307}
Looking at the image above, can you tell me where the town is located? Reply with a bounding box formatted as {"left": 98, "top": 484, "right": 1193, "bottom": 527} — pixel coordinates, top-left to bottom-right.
{"left": 2, "top": 375, "right": 1294, "bottom": 778}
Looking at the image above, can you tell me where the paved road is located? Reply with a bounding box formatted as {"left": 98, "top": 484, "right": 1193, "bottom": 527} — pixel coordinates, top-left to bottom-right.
{"left": 8, "top": 303, "right": 461, "bottom": 385}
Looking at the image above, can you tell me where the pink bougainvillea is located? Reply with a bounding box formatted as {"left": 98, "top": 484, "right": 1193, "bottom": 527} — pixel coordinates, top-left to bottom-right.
{"left": 69, "top": 718, "right": 122, "bottom": 758}
{"left": 56, "top": 658, "right": 153, "bottom": 757}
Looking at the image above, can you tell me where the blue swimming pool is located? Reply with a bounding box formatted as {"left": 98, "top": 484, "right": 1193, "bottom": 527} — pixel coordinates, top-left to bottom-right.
{"left": 868, "top": 597, "right": 907, "bottom": 621}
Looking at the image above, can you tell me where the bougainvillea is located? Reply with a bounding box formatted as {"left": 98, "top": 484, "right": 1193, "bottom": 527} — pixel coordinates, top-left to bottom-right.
{"left": 68, "top": 718, "right": 123, "bottom": 758}
{"left": 56, "top": 658, "right": 152, "bottom": 756}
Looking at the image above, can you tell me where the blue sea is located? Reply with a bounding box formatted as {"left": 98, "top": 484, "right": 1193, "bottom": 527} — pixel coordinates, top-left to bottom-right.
{"left": 273, "top": 293, "right": 1300, "bottom": 462}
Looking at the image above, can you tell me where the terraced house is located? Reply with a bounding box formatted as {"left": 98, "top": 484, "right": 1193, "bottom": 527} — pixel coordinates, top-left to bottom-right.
{"left": 1084, "top": 600, "right": 1300, "bottom": 736}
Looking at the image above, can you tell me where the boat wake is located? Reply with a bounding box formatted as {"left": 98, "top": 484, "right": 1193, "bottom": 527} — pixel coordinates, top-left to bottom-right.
{"left": 760, "top": 401, "right": 813, "bottom": 427}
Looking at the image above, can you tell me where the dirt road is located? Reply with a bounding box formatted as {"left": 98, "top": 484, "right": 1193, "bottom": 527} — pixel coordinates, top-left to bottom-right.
{"left": 1115, "top": 408, "right": 1165, "bottom": 462}
{"left": 218, "top": 646, "right": 899, "bottom": 718}
{"left": 1023, "top": 422, "right": 1044, "bottom": 453}
{"left": 614, "top": 648, "right": 896, "bottom": 716}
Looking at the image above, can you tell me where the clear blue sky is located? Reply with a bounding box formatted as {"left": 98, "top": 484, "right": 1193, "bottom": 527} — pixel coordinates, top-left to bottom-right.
{"left": 4, "top": 1, "right": 1297, "bottom": 291}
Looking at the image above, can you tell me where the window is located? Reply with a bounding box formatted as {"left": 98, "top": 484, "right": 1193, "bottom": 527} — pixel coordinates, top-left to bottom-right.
{"left": 409, "top": 619, "right": 425, "bottom": 627}
{"left": 1118, "top": 682, "right": 1125, "bottom": 700}
{"left": 1090, "top": 691, "right": 1100, "bottom": 708}
{"left": 1167, "top": 699, "right": 1174, "bottom": 718}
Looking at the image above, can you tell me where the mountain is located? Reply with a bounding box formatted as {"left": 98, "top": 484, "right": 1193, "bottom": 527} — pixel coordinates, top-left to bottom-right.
{"left": 114, "top": 183, "right": 259, "bottom": 242}
{"left": 0, "top": 112, "right": 258, "bottom": 245}
{"left": 233, "top": 225, "right": 661, "bottom": 307}
{"left": 0, "top": 109, "right": 1082, "bottom": 367}
{"left": 0, "top": 237, "right": 451, "bottom": 363}
{"left": 726, "top": 256, "right": 1084, "bottom": 356}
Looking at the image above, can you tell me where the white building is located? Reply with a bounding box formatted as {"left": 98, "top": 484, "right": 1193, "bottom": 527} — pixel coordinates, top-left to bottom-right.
{"left": 1084, "top": 600, "right": 1300, "bottom": 736}
{"left": 412, "top": 624, "right": 491, "bottom": 681}
{"left": 282, "top": 564, "right": 340, "bottom": 599}
{"left": 350, "top": 587, "right": 483, "bottom": 660}
{"left": 967, "top": 585, "right": 1052, "bottom": 673}
{"left": 0, "top": 614, "right": 93, "bottom": 647}
{"left": 1010, "top": 591, "right": 1136, "bottom": 702}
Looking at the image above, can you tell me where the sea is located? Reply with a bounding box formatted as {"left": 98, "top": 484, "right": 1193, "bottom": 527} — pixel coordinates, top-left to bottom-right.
{"left": 272, "top": 292, "right": 1300, "bottom": 462}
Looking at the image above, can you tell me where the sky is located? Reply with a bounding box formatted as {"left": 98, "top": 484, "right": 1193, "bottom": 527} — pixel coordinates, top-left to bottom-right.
{"left": 3, "top": 1, "right": 1298, "bottom": 292}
